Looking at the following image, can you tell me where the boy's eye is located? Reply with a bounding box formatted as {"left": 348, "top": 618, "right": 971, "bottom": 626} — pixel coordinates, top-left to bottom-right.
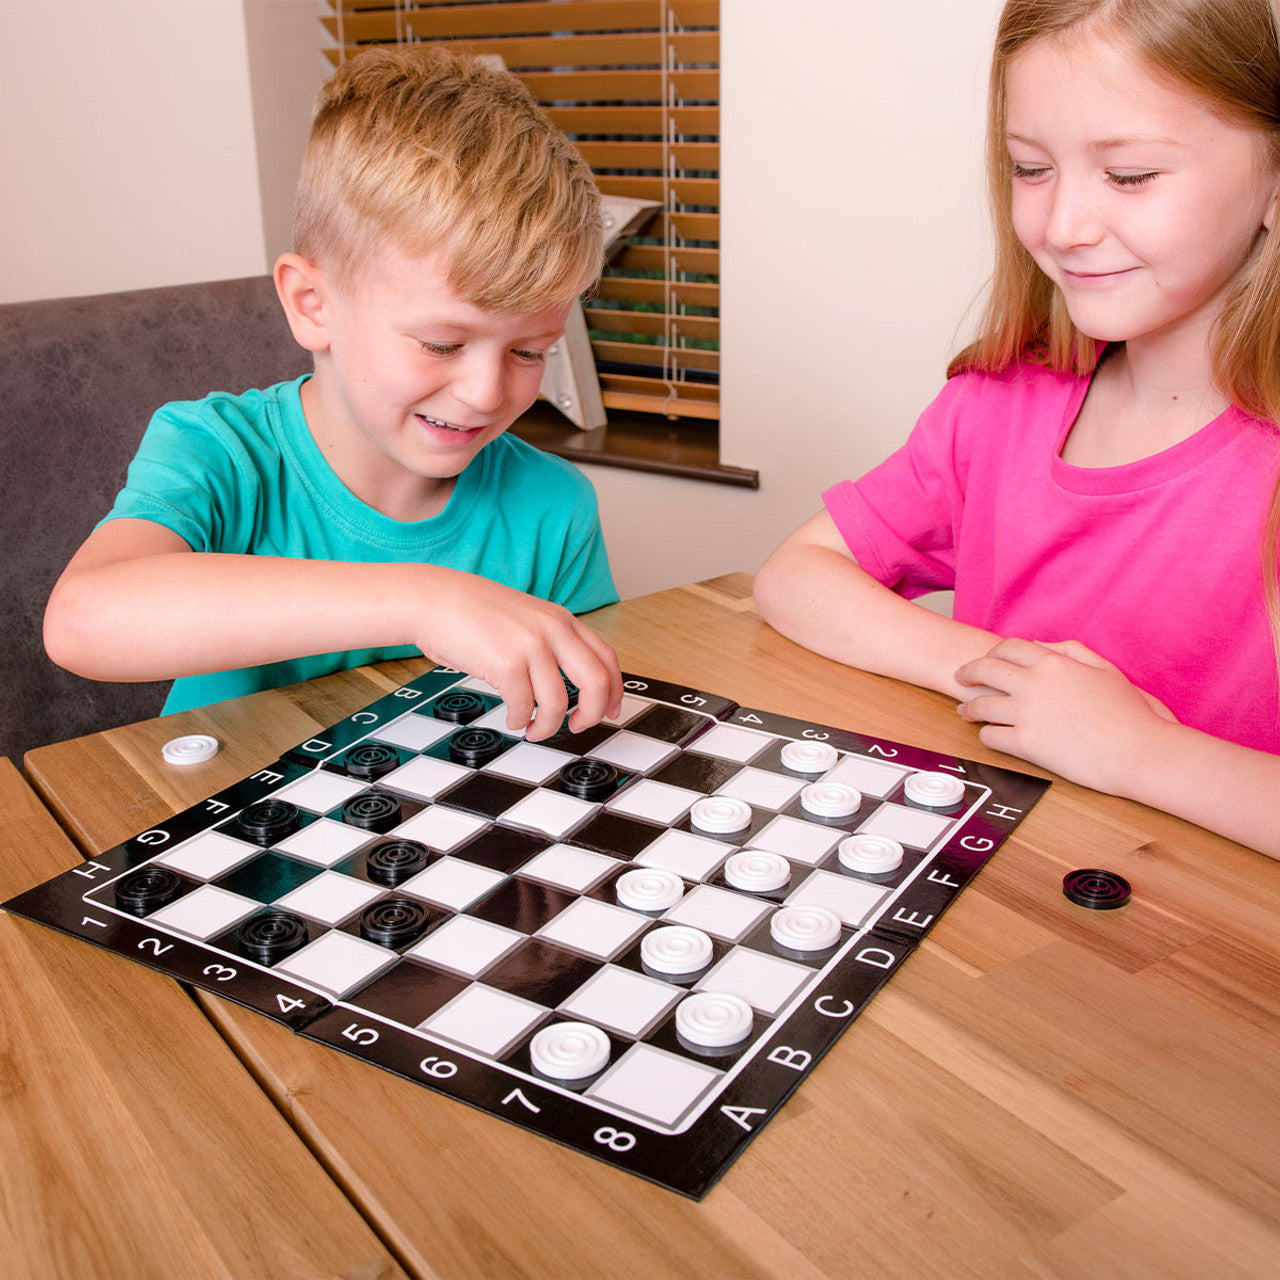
{"left": 1107, "top": 170, "right": 1159, "bottom": 188}
{"left": 512, "top": 348, "right": 547, "bottom": 364}
{"left": 419, "top": 341, "right": 461, "bottom": 356}
{"left": 1010, "top": 160, "right": 1050, "bottom": 183}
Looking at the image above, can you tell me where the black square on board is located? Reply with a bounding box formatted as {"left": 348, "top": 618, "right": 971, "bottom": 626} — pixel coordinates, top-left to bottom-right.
{"left": 467, "top": 877, "right": 579, "bottom": 934}
{"left": 480, "top": 938, "right": 602, "bottom": 1007}
{"left": 348, "top": 957, "right": 470, "bottom": 1026}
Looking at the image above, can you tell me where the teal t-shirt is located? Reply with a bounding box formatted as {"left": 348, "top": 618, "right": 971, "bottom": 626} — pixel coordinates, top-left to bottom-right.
{"left": 104, "top": 377, "right": 618, "bottom": 713}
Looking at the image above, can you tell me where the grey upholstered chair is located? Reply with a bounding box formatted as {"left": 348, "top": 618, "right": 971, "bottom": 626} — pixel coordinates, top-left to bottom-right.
{"left": 0, "top": 275, "right": 311, "bottom": 763}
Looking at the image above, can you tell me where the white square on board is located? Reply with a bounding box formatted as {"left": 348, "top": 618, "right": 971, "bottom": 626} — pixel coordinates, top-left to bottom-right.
{"left": 857, "top": 803, "right": 954, "bottom": 850}
{"left": 381, "top": 754, "right": 472, "bottom": 800}
{"left": 747, "top": 815, "right": 842, "bottom": 866}
{"left": 372, "top": 713, "right": 456, "bottom": 752}
{"left": 482, "top": 740, "right": 576, "bottom": 785}
{"left": 695, "top": 947, "right": 814, "bottom": 1017}
{"left": 784, "top": 868, "right": 888, "bottom": 927}
{"left": 146, "top": 884, "right": 259, "bottom": 940}
{"left": 559, "top": 965, "right": 682, "bottom": 1038}
{"left": 602, "top": 694, "right": 649, "bottom": 727}
{"left": 392, "top": 805, "right": 489, "bottom": 852}
{"left": 399, "top": 857, "right": 506, "bottom": 911}
{"left": 686, "top": 722, "right": 772, "bottom": 763}
{"left": 274, "top": 870, "right": 384, "bottom": 925}
{"left": 500, "top": 789, "right": 597, "bottom": 840}
{"left": 475, "top": 704, "right": 524, "bottom": 737}
{"left": 606, "top": 779, "right": 700, "bottom": 826}
{"left": 518, "top": 844, "right": 619, "bottom": 892}
{"left": 275, "top": 930, "right": 396, "bottom": 997}
{"left": 634, "top": 829, "right": 733, "bottom": 883}
{"left": 536, "top": 896, "right": 649, "bottom": 960}
{"left": 662, "top": 884, "right": 771, "bottom": 942}
{"left": 587, "top": 1043, "right": 721, "bottom": 1128}
{"left": 155, "top": 830, "right": 258, "bottom": 880}
{"left": 275, "top": 818, "right": 374, "bottom": 867}
{"left": 408, "top": 915, "right": 522, "bottom": 977}
{"left": 587, "top": 730, "right": 677, "bottom": 773}
{"left": 422, "top": 984, "right": 546, "bottom": 1057}
{"left": 461, "top": 675, "right": 501, "bottom": 695}
{"left": 273, "top": 771, "right": 369, "bottom": 813}
{"left": 823, "top": 754, "right": 910, "bottom": 799}
{"left": 714, "top": 767, "right": 807, "bottom": 812}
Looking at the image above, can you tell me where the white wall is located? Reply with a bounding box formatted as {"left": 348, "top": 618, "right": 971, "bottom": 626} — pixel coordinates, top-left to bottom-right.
{"left": 0, "top": 0, "right": 1001, "bottom": 600}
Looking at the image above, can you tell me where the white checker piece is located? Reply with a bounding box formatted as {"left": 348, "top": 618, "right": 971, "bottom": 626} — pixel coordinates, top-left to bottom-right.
{"left": 518, "top": 844, "right": 619, "bottom": 892}
{"left": 662, "top": 883, "right": 771, "bottom": 943}
{"left": 559, "top": 965, "right": 682, "bottom": 1039}
{"left": 274, "top": 870, "right": 384, "bottom": 925}
{"left": 408, "top": 915, "right": 523, "bottom": 977}
{"left": 500, "top": 789, "right": 598, "bottom": 840}
{"left": 536, "top": 897, "right": 649, "bottom": 960}
{"left": 587, "top": 1042, "right": 721, "bottom": 1128}
{"left": 747, "top": 814, "right": 843, "bottom": 865}
{"left": 399, "top": 857, "right": 506, "bottom": 911}
{"left": 482, "top": 740, "right": 576, "bottom": 785}
{"left": 275, "top": 931, "right": 395, "bottom": 998}
{"left": 422, "top": 984, "right": 545, "bottom": 1058}
{"left": 715, "top": 767, "right": 807, "bottom": 811}
{"left": 381, "top": 754, "right": 472, "bottom": 800}
{"left": 146, "top": 884, "right": 258, "bottom": 939}
{"left": 155, "top": 830, "right": 258, "bottom": 880}
{"left": 784, "top": 868, "right": 889, "bottom": 927}
{"left": 858, "top": 802, "right": 954, "bottom": 850}
{"left": 393, "top": 804, "right": 488, "bottom": 852}
{"left": 372, "top": 713, "right": 456, "bottom": 752}
{"left": 686, "top": 722, "right": 772, "bottom": 763}
{"left": 273, "top": 770, "right": 368, "bottom": 812}
{"left": 588, "top": 729, "right": 678, "bottom": 773}
{"left": 822, "top": 753, "right": 910, "bottom": 799}
{"left": 695, "top": 948, "right": 814, "bottom": 1018}
{"left": 634, "top": 828, "right": 733, "bottom": 882}
{"left": 607, "top": 779, "right": 701, "bottom": 825}
{"left": 273, "top": 818, "right": 372, "bottom": 868}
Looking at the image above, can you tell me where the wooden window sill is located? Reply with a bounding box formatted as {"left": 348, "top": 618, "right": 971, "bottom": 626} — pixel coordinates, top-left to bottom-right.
{"left": 510, "top": 402, "right": 759, "bottom": 489}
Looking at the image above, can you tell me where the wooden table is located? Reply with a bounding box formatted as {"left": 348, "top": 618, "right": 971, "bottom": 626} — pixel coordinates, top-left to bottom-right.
{"left": 11, "top": 574, "right": 1280, "bottom": 1278}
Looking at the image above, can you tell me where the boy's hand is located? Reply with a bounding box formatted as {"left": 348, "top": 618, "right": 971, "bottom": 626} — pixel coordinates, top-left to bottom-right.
{"left": 411, "top": 571, "right": 623, "bottom": 742}
{"left": 953, "top": 638, "right": 1177, "bottom": 793}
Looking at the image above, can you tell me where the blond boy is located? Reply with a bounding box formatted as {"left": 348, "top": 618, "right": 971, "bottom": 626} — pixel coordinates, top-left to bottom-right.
{"left": 45, "top": 47, "right": 623, "bottom": 738}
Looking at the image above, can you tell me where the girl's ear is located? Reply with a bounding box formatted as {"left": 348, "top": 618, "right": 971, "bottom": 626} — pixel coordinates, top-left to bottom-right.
{"left": 274, "top": 253, "right": 331, "bottom": 353}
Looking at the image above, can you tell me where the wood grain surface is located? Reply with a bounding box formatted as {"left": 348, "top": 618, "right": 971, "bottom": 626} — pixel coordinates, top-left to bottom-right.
{"left": 0, "top": 758, "right": 404, "bottom": 1280}
{"left": 17, "top": 575, "right": 1280, "bottom": 1279}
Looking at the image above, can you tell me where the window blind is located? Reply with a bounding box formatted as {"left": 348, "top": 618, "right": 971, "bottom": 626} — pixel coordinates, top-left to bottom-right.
{"left": 323, "top": 0, "right": 721, "bottom": 425}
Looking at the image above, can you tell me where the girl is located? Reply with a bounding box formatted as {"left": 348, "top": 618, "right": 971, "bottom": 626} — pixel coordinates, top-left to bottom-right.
{"left": 754, "top": 0, "right": 1280, "bottom": 858}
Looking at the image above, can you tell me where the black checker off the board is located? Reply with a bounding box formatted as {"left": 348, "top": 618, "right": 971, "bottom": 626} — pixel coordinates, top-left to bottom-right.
{"left": 3, "top": 668, "right": 1050, "bottom": 1199}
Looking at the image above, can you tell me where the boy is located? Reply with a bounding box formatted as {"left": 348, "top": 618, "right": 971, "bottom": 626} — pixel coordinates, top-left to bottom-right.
{"left": 44, "top": 46, "right": 623, "bottom": 740}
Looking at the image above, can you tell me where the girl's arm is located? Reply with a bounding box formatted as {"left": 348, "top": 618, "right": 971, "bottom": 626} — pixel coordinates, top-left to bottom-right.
{"left": 956, "top": 638, "right": 1280, "bottom": 859}
{"left": 754, "top": 509, "right": 1001, "bottom": 699}
{"left": 44, "top": 517, "right": 622, "bottom": 739}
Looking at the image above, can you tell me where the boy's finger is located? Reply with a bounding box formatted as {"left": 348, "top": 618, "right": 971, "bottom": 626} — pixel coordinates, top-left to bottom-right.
{"left": 525, "top": 658, "right": 570, "bottom": 742}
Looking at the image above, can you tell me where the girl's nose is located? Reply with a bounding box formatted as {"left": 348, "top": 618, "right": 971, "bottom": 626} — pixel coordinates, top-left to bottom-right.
{"left": 1044, "top": 176, "right": 1104, "bottom": 250}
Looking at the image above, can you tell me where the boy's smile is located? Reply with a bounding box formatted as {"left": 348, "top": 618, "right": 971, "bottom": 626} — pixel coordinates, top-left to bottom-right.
{"left": 292, "top": 243, "right": 570, "bottom": 522}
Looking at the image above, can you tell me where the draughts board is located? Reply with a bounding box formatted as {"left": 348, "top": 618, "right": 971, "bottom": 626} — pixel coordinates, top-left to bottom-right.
{"left": 4, "top": 667, "right": 1049, "bottom": 1198}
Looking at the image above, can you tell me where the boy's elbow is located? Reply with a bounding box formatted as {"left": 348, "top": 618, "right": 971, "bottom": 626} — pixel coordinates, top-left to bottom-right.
{"left": 43, "top": 578, "right": 103, "bottom": 678}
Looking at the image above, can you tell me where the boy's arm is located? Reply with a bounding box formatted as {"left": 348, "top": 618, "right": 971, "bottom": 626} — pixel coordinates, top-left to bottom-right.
{"left": 753, "top": 510, "right": 1001, "bottom": 699}
{"left": 956, "top": 638, "right": 1280, "bottom": 859}
{"left": 44, "top": 518, "right": 622, "bottom": 739}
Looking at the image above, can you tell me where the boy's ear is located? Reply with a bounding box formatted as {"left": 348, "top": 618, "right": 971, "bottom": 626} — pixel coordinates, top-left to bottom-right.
{"left": 274, "top": 252, "right": 331, "bottom": 353}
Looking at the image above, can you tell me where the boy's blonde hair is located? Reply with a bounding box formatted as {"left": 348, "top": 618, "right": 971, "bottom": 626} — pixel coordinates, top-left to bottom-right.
{"left": 954, "top": 0, "right": 1280, "bottom": 668}
{"left": 294, "top": 45, "right": 604, "bottom": 312}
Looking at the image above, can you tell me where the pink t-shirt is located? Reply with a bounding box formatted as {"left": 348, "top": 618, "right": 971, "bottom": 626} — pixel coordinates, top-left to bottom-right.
{"left": 824, "top": 360, "right": 1280, "bottom": 754}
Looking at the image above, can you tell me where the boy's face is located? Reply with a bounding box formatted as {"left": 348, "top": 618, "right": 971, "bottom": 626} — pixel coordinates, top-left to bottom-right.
{"left": 304, "top": 242, "right": 570, "bottom": 519}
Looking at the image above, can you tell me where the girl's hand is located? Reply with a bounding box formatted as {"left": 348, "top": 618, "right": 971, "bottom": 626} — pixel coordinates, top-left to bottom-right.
{"left": 410, "top": 571, "right": 623, "bottom": 742}
{"left": 953, "top": 637, "right": 1178, "bottom": 792}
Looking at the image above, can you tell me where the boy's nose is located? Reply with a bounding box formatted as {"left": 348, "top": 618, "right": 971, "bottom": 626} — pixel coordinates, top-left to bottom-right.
{"left": 453, "top": 356, "right": 505, "bottom": 416}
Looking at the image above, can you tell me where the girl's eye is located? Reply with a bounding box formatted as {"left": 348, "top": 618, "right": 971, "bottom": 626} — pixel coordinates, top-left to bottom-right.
{"left": 1010, "top": 160, "right": 1050, "bottom": 182}
{"left": 419, "top": 341, "right": 461, "bottom": 356}
{"left": 1107, "top": 170, "right": 1158, "bottom": 188}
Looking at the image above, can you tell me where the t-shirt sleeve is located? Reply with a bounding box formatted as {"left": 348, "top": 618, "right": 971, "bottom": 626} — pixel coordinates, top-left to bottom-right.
{"left": 101, "top": 397, "right": 261, "bottom": 553}
{"left": 823, "top": 375, "right": 971, "bottom": 598}
{"left": 548, "top": 477, "right": 619, "bottom": 614}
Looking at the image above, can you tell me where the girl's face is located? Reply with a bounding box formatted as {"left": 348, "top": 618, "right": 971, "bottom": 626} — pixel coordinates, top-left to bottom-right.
{"left": 1005, "top": 33, "right": 1279, "bottom": 354}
